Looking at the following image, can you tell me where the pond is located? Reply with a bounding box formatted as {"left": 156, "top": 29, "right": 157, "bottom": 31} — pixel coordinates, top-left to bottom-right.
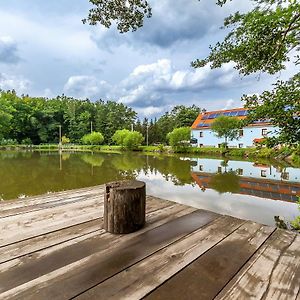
{"left": 0, "top": 150, "right": 299, "bottom": 226}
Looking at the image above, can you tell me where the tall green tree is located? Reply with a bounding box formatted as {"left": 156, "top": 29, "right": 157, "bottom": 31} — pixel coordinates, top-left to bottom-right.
{"left": 167, "top": 127, "right": 191, "bottom": 150}
{"left": 0, "top": 91, "right": 15, "bottom": 139}
{"left": 211, "top": 116, "right": 241, "bottom": 146}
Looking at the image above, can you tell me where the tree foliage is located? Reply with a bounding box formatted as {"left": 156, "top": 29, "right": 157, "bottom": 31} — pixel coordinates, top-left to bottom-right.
{"left": 211, "top": 116, "right": 241, "bottom": 145}
{"left": 244, "top": 75, "right": 300, "bottom": 144}
{"left": 193, "top": 0, "right": 300, "bottom": 75}
{"left": 83, "top": 0, "right": 152, "bottom": 33}
{"left": 82, "top": 132, "right": 104, "bottom": 145}
{"left": 167, "top": 127, "right": 191, "bottom": 149}
{"left": 112, "top": 129, "right": 144, "bottom": 149}
{"left": 0, "top": 91, "right": 136, "bottom": 145}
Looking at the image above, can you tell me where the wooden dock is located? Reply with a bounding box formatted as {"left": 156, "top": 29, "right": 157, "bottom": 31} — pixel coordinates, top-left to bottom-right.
{"left": 0, "top": 185, "right": 299, "bottom": 300}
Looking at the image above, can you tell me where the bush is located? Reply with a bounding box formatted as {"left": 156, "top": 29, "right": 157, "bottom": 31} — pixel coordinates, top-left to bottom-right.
{"left": 167, "top": 127, "right": 191, "bottom": 150}
{"left": 112, "top": 129, "right": 144, "bottom": 150}
{"left": 61, "top": 136, "right": 70, "bottom": 145}
{"left": 0, "top": 138, "right": 18, "bottom": 146}
{"left": 81, "top": 132, "right": 104, "bottom": 145}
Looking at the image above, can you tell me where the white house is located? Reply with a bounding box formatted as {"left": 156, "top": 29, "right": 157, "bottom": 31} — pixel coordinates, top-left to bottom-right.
{"left": 191, "top": 107, "right": 278, "bottom": 148}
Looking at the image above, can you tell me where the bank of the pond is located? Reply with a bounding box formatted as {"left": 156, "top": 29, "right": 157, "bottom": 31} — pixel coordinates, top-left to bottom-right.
{"left": 1, "top": 143, "right": 299, "bottom": 166}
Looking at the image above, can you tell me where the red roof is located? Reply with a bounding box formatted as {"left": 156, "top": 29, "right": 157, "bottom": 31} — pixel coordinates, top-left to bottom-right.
{"left": 191, "top": 107, "right": 271, "bottom": 129}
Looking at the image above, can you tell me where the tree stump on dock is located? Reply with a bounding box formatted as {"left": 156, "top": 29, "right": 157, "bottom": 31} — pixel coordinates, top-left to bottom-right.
{"left": 104, "top": 180, "right": 146, "bottom": 234}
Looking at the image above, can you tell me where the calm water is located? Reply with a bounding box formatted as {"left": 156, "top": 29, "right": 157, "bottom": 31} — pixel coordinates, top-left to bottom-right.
{"left": 1, "top": 151, "right": 299, "bottom": 226}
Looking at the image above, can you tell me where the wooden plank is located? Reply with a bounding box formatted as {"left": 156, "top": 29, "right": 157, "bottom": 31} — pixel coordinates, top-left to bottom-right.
{"left": 216, "top": 229, "right": 300, "bottom": 300}
{"left": 1, "top": 209, "right": 217, "bottom": 300}
{"left": 0, "top": 186, "right": 104, "bottom": 211}
{"left": 0, "top": 192, "right": 104, "bottom": 219}
{"left": 145, "top": 221, "right": 275, "bottom": 300}
{"left": 75, "top": 216, "right": 244, "bottom": 300}
{"left": 0, "top": 219, "right": 102, "bottom": 264}
{"left": 0, "top": 203, "right": 193, "bottom": 289}
{"left": 0, "top": 196, "right": 174, "bottom": 264}
{"left": 0, "top": 196, "right": 103, "bottom": 246}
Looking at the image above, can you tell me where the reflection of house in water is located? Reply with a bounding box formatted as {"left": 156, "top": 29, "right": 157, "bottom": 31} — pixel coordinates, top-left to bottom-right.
{"left": 191, "top": 158, "right": 300, "bottom": 202}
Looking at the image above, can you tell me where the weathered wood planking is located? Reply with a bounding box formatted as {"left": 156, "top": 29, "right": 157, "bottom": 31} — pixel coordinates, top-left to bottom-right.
{"left": 0, "top": 186, "right": 104, "bottom": 211}
{"left": 0, "top": 185, "right": 299, "bottom": 300}
{"left": 145, "top": 222, "right": 275, "bottom": 300}
{"left": 0, "top": 192, "right": 103, "bottom": 219}
{"left": 0, "top": 196, "right": 103, "bottom": 247}
{"left": 216, "top": 229, "right": 300, "bottom": 300}
{"left": 1, "top": 209, "right": 216, "bottom": 300}
{"left": 75, "top": 216, "right": 244, "bottom": 300}
{"left": 0, "top": 196, "right": 174, "bottom": 265}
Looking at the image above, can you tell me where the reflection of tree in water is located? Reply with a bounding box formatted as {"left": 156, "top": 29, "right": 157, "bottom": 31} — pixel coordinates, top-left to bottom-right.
{"left": 81, "top": 154, "right": 105, "bottom": 167}
{"left": 146, "top": 155, "right": 194, "bottom": 186}
{"left": 61, "top": 153, "right": 71, "bottom": 161}
{"left": 220, "top": 160, "right": 229, "bottom": 172}
{"left": 110, "top": 153, "right": 145, "bottom": 171}
{"left": 210, "top": 171, "right": 240, "bottom": 194}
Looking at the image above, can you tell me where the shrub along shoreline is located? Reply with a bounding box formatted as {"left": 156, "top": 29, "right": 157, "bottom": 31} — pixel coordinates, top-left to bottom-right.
{"left": 0, "top": 144, "right": 299, "bottom": 166}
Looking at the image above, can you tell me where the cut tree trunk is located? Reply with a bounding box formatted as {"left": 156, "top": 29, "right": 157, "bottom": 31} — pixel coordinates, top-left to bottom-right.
{"left": 104, "top": 180, "right": 146, "bottom": 234}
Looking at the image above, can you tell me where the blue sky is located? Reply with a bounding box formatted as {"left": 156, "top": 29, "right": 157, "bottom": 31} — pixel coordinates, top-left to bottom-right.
{"left": 0, "top": 0, "right": 295, "bottom": 117}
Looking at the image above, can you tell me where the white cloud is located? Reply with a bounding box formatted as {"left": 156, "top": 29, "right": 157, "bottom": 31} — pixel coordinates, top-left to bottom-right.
{"left": 0, "top": 73, "right": 30, "bottom": 93}
{"left": 63, "top": 75, "right": 111, "bottom": 99}
{"left": 116, "top": 59, "right": 251, "bottom": 107}
{"left": 136, "top": 106, "right": 165, "bottom": 117}
{"left": 63, "top": 58, "right": 254, "bottom": 114}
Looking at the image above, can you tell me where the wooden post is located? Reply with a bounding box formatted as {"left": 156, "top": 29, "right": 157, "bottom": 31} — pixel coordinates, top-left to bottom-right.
{"left": 104, "top": 180, "right": 146, "bottom": 234}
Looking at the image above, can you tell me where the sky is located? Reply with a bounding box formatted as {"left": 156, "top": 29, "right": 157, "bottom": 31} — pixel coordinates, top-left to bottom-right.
{"left": 0, "top": 0, "right": 296, "bottom": 118}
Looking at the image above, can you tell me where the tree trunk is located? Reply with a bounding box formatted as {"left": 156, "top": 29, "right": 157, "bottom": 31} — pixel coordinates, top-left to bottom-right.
{"left": 104, "top": 180, "right": 146, "bottom": 234}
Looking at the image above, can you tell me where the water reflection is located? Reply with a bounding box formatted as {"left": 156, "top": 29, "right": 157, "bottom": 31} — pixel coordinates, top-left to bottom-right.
{"left": 0, "top": 151, "right": 299, "bottom": 226}
{"left": 191, "top": 158, "right": 300, "bottom": 202}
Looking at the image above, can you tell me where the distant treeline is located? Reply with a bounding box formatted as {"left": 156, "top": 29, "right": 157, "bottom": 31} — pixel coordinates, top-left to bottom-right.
{"left": 0, "top": 90, "right": 200, "bottom": 145}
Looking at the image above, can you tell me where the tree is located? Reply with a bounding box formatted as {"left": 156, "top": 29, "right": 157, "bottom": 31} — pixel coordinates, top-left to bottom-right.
{"left": 170, "top": 105, "right": 201, "bottom": 128}
{"left": 211, "top": 116, "right": 241, "bottom": 146}
{"left": 0, "top": 91, "right": 15, "bottom": 140}
{"left": 193, "top": 0, "right": 300, "bottom": 145}
{"left": 112, "top": 129, "right": 144, "bottom": 149}
{"left": 83, "top": 0, "right": 152, "bottom": 33}
{"left": 155, "top": 105, "right": 201, "bottom": 144}
{"left": 82, "top": 132, "right": 104, "bottom": 145}
{"left": 167, "top": 127, "right": 191, "bottom": 150}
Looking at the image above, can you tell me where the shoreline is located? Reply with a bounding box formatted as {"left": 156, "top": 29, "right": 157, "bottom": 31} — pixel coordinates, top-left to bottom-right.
{"left": 0, "top": 143, "right": 300, "bottom": 167}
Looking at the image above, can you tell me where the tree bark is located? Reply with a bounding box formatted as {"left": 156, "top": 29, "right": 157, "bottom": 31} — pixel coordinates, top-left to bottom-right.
{"left": 104, "top": 180, "right": 146, "bottom": 234}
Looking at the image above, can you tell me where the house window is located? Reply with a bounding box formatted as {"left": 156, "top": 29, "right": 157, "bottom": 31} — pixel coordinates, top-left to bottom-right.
{"left": 199, "top": 132, "right": 203, "bottom": 138}
{"left": 218, "top": 166, "right": 222, "bottom": 173}
{"left": 261, "top": 170, "right": 267, "bottom": 177}
{"left": 237, "top": 168, "right": 243, "bottom": 175}
{"left": 238, "top": 143, "right": 243, "bottom": 148}
{"left": 282, "top": 172, "right": 289, "bottom": 180}
{"left": 239, "top": 129, "right": 244, "bottom": 137}
{"left": 262, "top": 129, "right": 268, "bottom": 136}
{"left": 199, "top": 165, "right": 204, "bottom": 171}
